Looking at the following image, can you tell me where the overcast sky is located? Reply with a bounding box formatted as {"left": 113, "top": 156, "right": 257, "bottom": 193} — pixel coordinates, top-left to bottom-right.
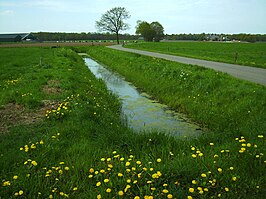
{"left": 0, "top": 0, "right": 265, "bottom": 34}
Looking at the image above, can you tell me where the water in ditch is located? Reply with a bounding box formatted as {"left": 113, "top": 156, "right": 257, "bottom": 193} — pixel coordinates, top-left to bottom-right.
{"left": 85, "top": 58, "right": 202, "bottom": 137}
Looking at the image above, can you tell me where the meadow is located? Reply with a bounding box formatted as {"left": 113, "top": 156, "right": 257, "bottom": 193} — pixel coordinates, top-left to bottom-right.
{"left": 0, "top": 47, "right": 265, "bottom": 198}
{"left": 125, "top": 42, "right": 266, "bottom": 69}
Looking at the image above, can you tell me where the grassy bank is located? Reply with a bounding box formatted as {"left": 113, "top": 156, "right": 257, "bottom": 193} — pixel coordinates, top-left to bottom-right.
{"left": 78, "top": 46, "right": 266, "bottom": 134}
{"left": 125, "top": 42, "right": 266, "bottom": 69}
{"left": 0, "top": 47, "right": 265, "bottom": 198}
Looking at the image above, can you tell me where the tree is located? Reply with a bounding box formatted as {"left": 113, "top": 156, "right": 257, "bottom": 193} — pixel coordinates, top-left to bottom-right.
{"left": 135, "top": 21, "right": 155, "bottom": 41}
{"left": 135, "top": 20, "right": 164, "bottom": 42}
{"left": 96, "top": 7, "right": 130, "bottom": 44}
{"left": 150, "top": 22, "right": 164, "bottom": 42}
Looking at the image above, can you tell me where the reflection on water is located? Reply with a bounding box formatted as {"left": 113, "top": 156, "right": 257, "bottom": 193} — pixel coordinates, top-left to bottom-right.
{"left": 85, "top": 58, "right": 202, "bottom": 137}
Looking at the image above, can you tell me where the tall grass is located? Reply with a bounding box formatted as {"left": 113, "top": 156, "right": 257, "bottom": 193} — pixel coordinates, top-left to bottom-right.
{"left": 0, "top": 47, "right": 265, "bottom": 198}
{"left": 126, "top": 42, "right": 266, "bottom": 68}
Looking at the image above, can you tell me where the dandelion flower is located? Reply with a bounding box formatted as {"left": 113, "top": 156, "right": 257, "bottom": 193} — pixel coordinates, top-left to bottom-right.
{"left": 97, "top": 194, "right": 101, "bottom": 199}
{"left": 218, "top": 168, "right": 222, "bottom": 173}
{"left": 107, "top": 158, "right": 111, "bottom": 162}
{"left": 18, "top": 190, "right": 23, "bottom": 195}
{"left": 118, "top": 173, "right": 123, "bottom": 177}
{"left": 201, "top": 173, "right": 207, "bottom": 178}
{"left": 118, "top": 191, "right": 124, "bottom": 196}
{"left": 73, "top": 187, "right": 78, "bottom": 191}
{"left": 2, "top": 181, "right": 11, "bottom": 186}
{"left": 125, "top": 162, "right": 130, "bottom": 166}
{"left": 229, "top": 167, "right": 234, "bottom": 170}
{"left": 232, "top": 177, "right": 237, "bottom": 181}
{"left": 134, "top": 197, "right": 140, "bottom": 199}
{"left": 31, "top": 161, "right": 38, "bottom": 166}
{"left": 162, "top": 189, "right": 169, "bottom": 193}
{"left": 199, "top": 190, "right": 204, "bottom": 194}
{"left": 258, "top": 135, "right": 264, "bottom": 138}
{"left": 96, "top": 182, "right": 101, "bottom": 187}
{"left": 192, "top": 180, "right": 197, "bottom": 184}
{"left": 106, "top": 188, "right": 111, "bottom": 193}
{"left": 225, "top": 187, "right": 229, "bottom": 192}
{"left": 191, "top": 154, "right": 197, "bottom": 158}
{"left": 189, "top": 188, "right": 194, "bottom": 193}
{"left": 120, "top": 157, "right": 125, "bottom": 161}
{"left": 64, "top": 167, "right": 69, "bottom": 171}
{"left": 101, "top": 158, "right": 105, "bottom": 161}
{"left": 204, "top": 188, "right": 208, "bottom": 192}
{"left": 199, "top": 153, "right": 203, "bottom": 157}
{"left": 13, "top": 175, "right": 18, "bottom": 180}
{"left": 136, "top": 161, "right": 141, "bottom": 165}
{"left": 104, "top": 179, "right": 109, "bottom": 183}
{"left": 157, "top": 158, "right": 162, "bottom": 163}
{"left": 210, "top": 143, "right": 214, "bottom": 146}
{"left": 167, "top": 194, "right": 173, "bottom": 199}
{"left": 191, "top": 147, "right": 195, "bottom": 150}
{"left": 187, "top": 196, "right": 193, "bottom": 199}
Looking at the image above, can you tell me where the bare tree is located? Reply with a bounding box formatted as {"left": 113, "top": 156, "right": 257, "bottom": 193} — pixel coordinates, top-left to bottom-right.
{"left": 96, "top": 7, "right": 130, "bottom": 44}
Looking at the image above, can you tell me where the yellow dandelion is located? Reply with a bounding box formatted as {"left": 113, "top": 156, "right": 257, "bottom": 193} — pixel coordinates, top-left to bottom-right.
{"left": 106, "top": 188, "right": 111, "bottom": 193}
{"left": 187, "top": 196, "right": 193, "bottom": 199}
{"left": 118, "top": 191, "right": 124, "bottom": 196}
{"left": 199, "top": 190, "right": 204, "bottom": 194}
{"left": 96, "top": 182, "right": 101, "bottom": 187}
{"left": 13, "top": 175, "right": 18, "bottom": 180}
{"left": 199, "top": 153, "right": 203, "bottom": 157}
{"left": 97, "top": 194, "right": 101, "bottom": 199}
{"left": 31, "top": 161, "right": 38, "bottom": 166}
{"left": 59, "top": 162, "right": 64, "bottom": 165}
{"left": 120, "top": 157, "right": 125, "bottom": 161}
{"left": 258, "top": 135, "right": 264, "bottom": 138}
{"left": 201, "top": 173, "right": 207, "bottom": 178}
{"left": 191, "top": 154, "right": 197, "bottom": 158}
{"left": 192, "top": 180, "right": 197, "bottom": 184}
{"left": 218, "top": 168, "right": 222, "bottom": 173}
{"left": 73, "top": 187, "right": 78, "bottom": 191}
{"left": 2, "top": 181, "right": 11, "bottom": 186}
{"left": 100, "top": 169, "right": 105, "bottom": 173}
{"left": 157, "top": 158, "right": 162, "bottom": 163}
{"left": 88, "top": 174, "right": 93, "bottom": 178}
{"left": 136, "top": 161, "right": 141, "bottom": 165}
{"left": 118, "top": 173, "right": 123, "bottom": 177}
{"left": 104, "top": 179, "right": 109, "bottom": 183}
{"left": 204, "top": 188, "right": 208, "bottom": 192}
{"left": 229, "top": 167, "right": 234, "bottom": 170}
{"left": 64, "top": 167, "right": 69, "bottom": 171}
{"left": 134, "top": 197, "right": 140, "bottom": 199}
{"left": 125, "top": 162, "right": 130, "bottom": 166}
{"left": 232, "top": 177, "right": 237, "bottom": 181}
{"left": 189, "top": 188, "right": 194, "bottom": 193}
{"left": 101, "top": 158, "right": 105, "bottom": 161}
{"left": 18, "top": 190, "right": 23, "bottom": 195}
{"left": 225, "top": 187, "right": 229, "bottom": 192}
{"left": 107, "top": 158, "right": 111, "bottom": 162}
{"left": 151, "top": 187, "right": 156, "bottom": 190}
{"left": 210, "top": 143, "right": 214, "bottom": 146}
{"left": 162, "top": 189, "right": 169, "bottom": 193}
{"left": 191, "top": 147, "right": 195, "bottom": 150}
{"left": 167, "top": 194, "right": 173, "bottom": 199}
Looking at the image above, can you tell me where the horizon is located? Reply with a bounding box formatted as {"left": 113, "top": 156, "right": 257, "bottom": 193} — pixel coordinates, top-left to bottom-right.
{"left": 0, "top": 0, "right": 266, "bottom": 35}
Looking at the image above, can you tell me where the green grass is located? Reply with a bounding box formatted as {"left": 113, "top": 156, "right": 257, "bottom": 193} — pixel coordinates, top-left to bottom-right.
{"left": 125, "top": 42, "right": 266, "bottom": 68}
{"left": 78, "top": 46, "right": 266, "bottom": 134}
{"left": 0, "top": 47, "right": 265, "bottom": 198}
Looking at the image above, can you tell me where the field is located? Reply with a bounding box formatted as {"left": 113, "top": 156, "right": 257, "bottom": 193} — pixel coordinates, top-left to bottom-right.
{"left": 0, "top": 47, "right": 265, "bottom": 198}
{"left": 126, "top": 42, "right": 266, "bottom": 69}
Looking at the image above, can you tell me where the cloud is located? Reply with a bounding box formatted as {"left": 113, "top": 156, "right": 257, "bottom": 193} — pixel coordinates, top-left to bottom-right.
{"left": 0, "top": 10, "right": 15, "bottom": 15}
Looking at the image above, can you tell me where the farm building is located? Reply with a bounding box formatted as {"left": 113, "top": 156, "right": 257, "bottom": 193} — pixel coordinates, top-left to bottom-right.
{"left": 0, "top": 33, "right": 38, "bottom": 42}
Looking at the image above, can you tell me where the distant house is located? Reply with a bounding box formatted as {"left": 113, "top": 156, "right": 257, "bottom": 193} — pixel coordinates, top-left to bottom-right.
{"left": 0, "top": 33, "right": 38, "bottom": 42}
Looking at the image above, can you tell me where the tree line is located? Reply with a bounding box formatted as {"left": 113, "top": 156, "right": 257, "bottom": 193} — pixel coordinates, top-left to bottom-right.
{"left": 165, "top": 33, "right": 266, "bottom": 42}
{"left": 33, "top": 32, "right": 138, "bottom": 42}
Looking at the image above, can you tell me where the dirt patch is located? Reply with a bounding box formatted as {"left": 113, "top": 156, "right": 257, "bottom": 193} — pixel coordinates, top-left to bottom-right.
{"left": 43, "top": 80, "right": 61, "bottom": 95}
{"left": 0, "top": 103, "right": 45, "bottom": 134}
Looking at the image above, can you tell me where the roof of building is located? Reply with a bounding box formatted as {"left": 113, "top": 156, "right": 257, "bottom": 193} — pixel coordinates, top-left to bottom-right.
{"left": 0, "top": 33, "right": 34, "bottom": 39}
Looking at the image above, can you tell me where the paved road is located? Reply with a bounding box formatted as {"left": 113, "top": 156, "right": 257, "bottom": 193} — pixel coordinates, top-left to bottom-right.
{"left": 108, "top": 45, "right": 266, "bottom": 87}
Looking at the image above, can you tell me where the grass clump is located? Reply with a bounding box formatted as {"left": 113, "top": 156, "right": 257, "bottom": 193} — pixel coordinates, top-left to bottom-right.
{"left": 126, "top": 42, "right": 266, "bottom": 68}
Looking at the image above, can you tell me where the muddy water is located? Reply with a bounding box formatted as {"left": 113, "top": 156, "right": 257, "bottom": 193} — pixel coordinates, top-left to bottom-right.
{"left": 85, "top": 58, "right": 202, "bottom": 137}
